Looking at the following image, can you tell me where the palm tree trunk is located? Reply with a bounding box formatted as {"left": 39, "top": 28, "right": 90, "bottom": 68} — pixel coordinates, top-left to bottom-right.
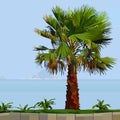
{"left": 65, "top": 64, "right": 80, "bottom": 110}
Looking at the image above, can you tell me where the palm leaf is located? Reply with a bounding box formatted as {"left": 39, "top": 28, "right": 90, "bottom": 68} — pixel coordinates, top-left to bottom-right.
{"left": 56, "top": 43, "right": 72, "bottom": 59}
{"left": 100, "top": 57, "right": 115, "bottom": 69}
{"left": 35, "top": 29, "right": 56, "bottom": 43}
{"left": 44, "top": 15, "right": 59, "bottom": 30}
{"left": 34, "top": 45, "right": 49, "bottom": 51}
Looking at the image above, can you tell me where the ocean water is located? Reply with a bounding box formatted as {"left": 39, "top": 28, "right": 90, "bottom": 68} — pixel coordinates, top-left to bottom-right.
{"left": 0, "top": 79, "right": 120, "bottom": 109}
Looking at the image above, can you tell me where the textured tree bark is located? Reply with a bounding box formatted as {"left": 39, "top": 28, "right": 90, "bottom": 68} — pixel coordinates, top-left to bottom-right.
{"left": 65, "top": 64, "right": 80, "bottom": 110}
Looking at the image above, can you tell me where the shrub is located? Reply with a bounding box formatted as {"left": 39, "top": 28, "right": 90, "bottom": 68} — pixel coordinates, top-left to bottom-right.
{"left": 16, "top": 104, "right": 35, "bottom": 112}
{"left": 0, "top": 102, "right": 13, "bottom": 112}
{"left": 92, "top": 99, "right": 111, "bottom": 110}
{"left": 35, "top": 98, "right": 55, "bottom": 110}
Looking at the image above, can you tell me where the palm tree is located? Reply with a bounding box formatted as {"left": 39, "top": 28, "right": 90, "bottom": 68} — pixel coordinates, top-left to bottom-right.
{"left": 0, "top": 102, "right": 13, "bottom": 112}
{"left": 16, "top": 104, "right": 35, "bottom": 112}
{"left": 35, "top": 98, "right": 55, "bottom": 110}
{"left": 34, "top": 5, "right": 115, "bottom": 110}
{"left": 92, "top": 99, "right": 111, "bottom": 110}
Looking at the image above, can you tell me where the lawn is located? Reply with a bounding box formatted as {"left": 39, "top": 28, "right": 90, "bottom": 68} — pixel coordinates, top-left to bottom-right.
{"left": 4, "top": 109, "right": 120, "bottom": 114}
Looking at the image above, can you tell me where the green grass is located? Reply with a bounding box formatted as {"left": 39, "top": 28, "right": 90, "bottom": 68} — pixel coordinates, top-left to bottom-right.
{"left": 2, "top": 109, "right": 120, "bottom": 114}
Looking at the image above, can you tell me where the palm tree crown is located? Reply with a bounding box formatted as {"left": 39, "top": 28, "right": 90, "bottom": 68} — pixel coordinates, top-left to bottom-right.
{"left": 35, "top": 5, "right": 115, "bottom": 109}
{"left": 35, "top": 5, "right": 114, "bottom": 74}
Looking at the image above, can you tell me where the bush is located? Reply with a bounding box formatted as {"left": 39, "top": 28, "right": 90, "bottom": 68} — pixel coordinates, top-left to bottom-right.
{"left": 92, "top": 99, "right": 111, "bottom": 110}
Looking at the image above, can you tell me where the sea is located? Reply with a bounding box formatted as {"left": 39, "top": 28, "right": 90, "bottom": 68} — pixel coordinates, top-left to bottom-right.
{"left": 0, "top": 78, "right": 120, "bottom": 109}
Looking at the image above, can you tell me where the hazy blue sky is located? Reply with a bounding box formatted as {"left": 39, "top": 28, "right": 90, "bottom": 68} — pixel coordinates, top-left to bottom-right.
{"left": 0, "top": 0, "right": 119, "bottom": 79}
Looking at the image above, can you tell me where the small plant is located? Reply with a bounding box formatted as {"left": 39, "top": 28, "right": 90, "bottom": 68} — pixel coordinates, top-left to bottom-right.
{"left": 16, "top": 104, "right": 35, "bottom": 111}
{"left": 35, "top": 98, "right": 55, "bottom": 110}
{"left": 92, "top": 99, "right": 111, "bottom": 110}
{"left": 0, "top": 102, "right": 13, "bottom": 112}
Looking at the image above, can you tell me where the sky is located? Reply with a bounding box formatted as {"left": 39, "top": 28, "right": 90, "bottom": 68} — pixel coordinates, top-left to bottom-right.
{"left": 0, "top": 0, "right": 120, "bottom": 110}
{"left": 0, "top": 0, "right": 120, "bottom": 79}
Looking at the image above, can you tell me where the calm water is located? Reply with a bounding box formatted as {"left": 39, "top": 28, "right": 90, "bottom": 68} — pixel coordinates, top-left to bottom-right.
{"left": 0, "top": 79, "right": 120, "bottom": 109}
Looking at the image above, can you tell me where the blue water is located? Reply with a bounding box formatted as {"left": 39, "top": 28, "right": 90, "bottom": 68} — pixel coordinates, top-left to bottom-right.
{"left": 0, "top": 79, "right": 120, "bottom": 109}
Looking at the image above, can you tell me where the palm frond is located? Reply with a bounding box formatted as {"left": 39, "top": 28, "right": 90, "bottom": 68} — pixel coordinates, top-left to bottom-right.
{"left": 34, "top": 45, "right": 49, "bottom": 51}
{"left": 35, "top": 29, "right": 56, "bottom": 43}
{"left": 36, "top": 51, "right": 66, "bottom": 74}
{"left": 56, "top": 43, "right": 72, "bottom": 59}
{"left": 52, "top": 6, "right": 67, "bottom": 26}
{"left": 44, "top": 15, "right": 59, "bottom": 30}
{"left": 100, "top": 57, "right": 115, "bottom": 69}
{"left": 47, "top": 59, "right": 66, "bottom": 74}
